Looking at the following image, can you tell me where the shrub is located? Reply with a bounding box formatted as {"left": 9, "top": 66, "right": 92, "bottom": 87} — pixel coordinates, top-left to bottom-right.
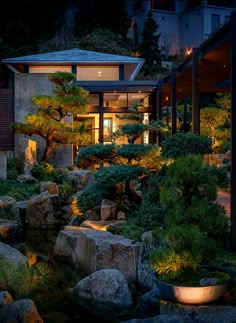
{"left": 75, "top": 144, "right": 116, "bottom": 168}
{"left": 117, "top": 144, "right": 153, "bottom": 163}
{"left": 31, "top": 162, "right": 67, "bottom": 183}
{"left": 150, "top": 155, "right": 229, "bottom": 279}
{"left": 7, "top": 158, "right": 20, "bottom": 180}
{"left": 161, "top": 132, "right": 212, "bottom": 159}
{"left": 94, "top": 164, "right": 147, "bottom": 186}
{"left": 0, "top": 259, "right": 54, "bottom": 298}
{"left": 77, "top": 183, "right": 115, "bottom": 214}
{"left": 0, "top": 179, "right": 39, "bottom": 201}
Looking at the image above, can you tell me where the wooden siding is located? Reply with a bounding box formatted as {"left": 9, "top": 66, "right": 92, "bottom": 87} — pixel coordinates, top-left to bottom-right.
{"left": 0, "top": 89, "right": 14, "bottom": 150}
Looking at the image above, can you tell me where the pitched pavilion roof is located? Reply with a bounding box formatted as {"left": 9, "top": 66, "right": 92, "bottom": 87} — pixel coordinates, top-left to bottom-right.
{"left": 2, "top": 48, "right": 144, "bottom": 64}
{"left": 2, "top": 48, "right": 144, "bottom": 80}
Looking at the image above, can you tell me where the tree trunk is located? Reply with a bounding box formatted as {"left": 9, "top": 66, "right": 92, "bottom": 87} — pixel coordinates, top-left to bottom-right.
{"left": 41, "top": 144, "right": 55, "bottom": 162}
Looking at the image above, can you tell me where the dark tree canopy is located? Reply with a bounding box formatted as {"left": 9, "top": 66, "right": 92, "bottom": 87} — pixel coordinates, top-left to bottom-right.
{"left": 139, "top": 10, "right": 161, "bottom": 75}
{"left": 74, "top": 0, "right": 131, "bottom": 38}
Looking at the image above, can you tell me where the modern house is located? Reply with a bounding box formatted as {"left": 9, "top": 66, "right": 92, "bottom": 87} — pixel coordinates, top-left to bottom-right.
{"left": 126, "top": 0, "right": 236, "bottom": 56}
{"left": 1, "top": 49, "right": 158, "bottom": 166}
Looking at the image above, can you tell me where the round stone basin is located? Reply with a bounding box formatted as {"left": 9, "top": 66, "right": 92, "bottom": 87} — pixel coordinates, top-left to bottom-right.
{"left": 155, "top": 279, "right": 231, "bottom": 305}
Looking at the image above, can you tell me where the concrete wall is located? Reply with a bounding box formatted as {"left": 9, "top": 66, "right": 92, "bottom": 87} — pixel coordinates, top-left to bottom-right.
{"left": 126, "top": 1, "right": 234, "bottom": 55}
{"left": 14, "top": 73, "right": 73, "bottom": 167}
{"left": 180, "top": 8, "right": 204, "bottom": 51}
{"left": 153, "top": 11, "right": 180, "bottom": 55}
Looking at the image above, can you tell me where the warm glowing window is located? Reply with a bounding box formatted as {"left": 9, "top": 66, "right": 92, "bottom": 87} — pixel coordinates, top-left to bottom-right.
{"left": 29, "top": 66, "right": 71, "bottom": 73}
{"left": 77, "top": 66, "right": 119, "bottom": 80}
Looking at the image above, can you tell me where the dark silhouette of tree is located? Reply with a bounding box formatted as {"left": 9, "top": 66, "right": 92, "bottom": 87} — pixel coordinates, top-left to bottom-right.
{"left": 139, "top": 10, "right": 161, "bottom": 76}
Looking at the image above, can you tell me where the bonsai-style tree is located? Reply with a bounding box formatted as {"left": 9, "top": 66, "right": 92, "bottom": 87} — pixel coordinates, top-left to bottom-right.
{"left": 150, "top": 154, "right": 229, "bottom": 279}
{"left": 139, "top": 10, "right": 162, "bottom": 76}
{"left": 75, "top": 143, "right": 117, "bottom": 169}
{"left": 12, "top": 72, "right": 92, "bottom": 162}
{"left": 200, "top": 93, "right": 231, "bottom": 153}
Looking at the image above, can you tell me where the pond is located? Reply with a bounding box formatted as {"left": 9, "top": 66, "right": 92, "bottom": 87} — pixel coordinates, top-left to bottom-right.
{"left": 17, "top": 229, "right": 126, "bottom": 322}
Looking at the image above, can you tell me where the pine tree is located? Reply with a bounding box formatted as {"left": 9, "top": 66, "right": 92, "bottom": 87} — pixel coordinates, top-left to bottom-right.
{"left": 12, "top": 72, "right": 92, "bottom": 162}
{"left": 139, "top": 10, "right": 161, "bottom": 76}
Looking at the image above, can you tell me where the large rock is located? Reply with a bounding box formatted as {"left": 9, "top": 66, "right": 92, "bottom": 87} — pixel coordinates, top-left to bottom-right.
{"left": 80, "top": 219, "right": 125, "bottom": 232}
{"left": 17, "top": 174, "right": 37, "bottom": 184}
{"left": 73, "top": 269, "right": 133, "bottom": 319}
{"left": 138, "top": 231, "right": 158, "bottom": 291}
{"left": 54, "top": 227, "right": 141, "bottom": 283}
{"left": 24, "top": 191, "right": 55, "bottom": 229}
{"left": 67, "top": 170, "right": 94, "bottom": 191}
{"left": 100, "top": 199, "right": 117, "bottom": 221}
{"left": 0, "top": 196, "right": 19, "bottom": 219}
{"left": 0, "top": 291, "right": 13, "bottom": 309}
{"left": 17, "top": 138, "right": 37, "bottom": 175}
{"left": 40, "top": 181, "right": 59, "bottom": 195}
{"left": 0, "top": 219, "right": 23, "bottom": 243}
{"left": 0, "top": 299, "right": 43, "bottom": 322}
{"left": 0, "top": 241, "right": 27, "bottom": 267}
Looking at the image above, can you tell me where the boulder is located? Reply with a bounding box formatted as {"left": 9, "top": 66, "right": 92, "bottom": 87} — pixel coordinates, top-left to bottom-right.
{"left": 0, "top": 196, "right": 19, "bottom": 219}
{"left": 133, "top": 287, "right": 160, "bottom": 319}
{"left": 16, "top": 174, "right": 37, "bottom": 184}
{"left": 101, "top": 199, "right": 117, "bottom": 221}
{"left": 0, "top": 241, "right": 27, "bottom": 267}
{"left": 85, "top": 206, "right": 100, "bottom": 221}
{"left": 0, "top": 291, "right": 13, "bottom": 309}
{"left": 67, "top": 170, "right": 94, "bottom": 191}
{"left": 0, "top": 299, "right": 43, "bottom": 322}
{"left": 117, "top": 210, "right": 126, "bottom": 220}
{"left": 0, "top": 219, "right": 23, "bottom": 243}
{"left": 17, "top": 138, "right": 37, "bottom": 175}
{"left": 54, "top": 227, "right": 141, "bottom": 283}
{"left": 73, "top": 269, "right": 133, "bottom": 319}
{"left": 40, "top": 181, "right": 59, "bottom": 195}
{"left": 24, "top": 191, "right": 55, "bottom": 229}
{"left": 80, "top": 220, "right": 125, "bottom": 232}
{"left": 138, "top": 231, "right": 158, "bottom": 291}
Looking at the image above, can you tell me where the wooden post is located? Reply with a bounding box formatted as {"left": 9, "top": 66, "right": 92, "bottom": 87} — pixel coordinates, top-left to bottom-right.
{"left": 192, "top": 47, "right": 200, "bottom": 134}
{"left": 98, "top": 93, "right": 104, "bottom": 143}
{"left": 184, "top": 97, "right": 188, "bottom": 132}
{"left": 171, "top": 66, "right": 177, "bottom": 134}
{"left": 157, "top": 81, "right": 163, "bottom": 145}
{"left": 230, "top": 10, "right": 236, "bottom": 250}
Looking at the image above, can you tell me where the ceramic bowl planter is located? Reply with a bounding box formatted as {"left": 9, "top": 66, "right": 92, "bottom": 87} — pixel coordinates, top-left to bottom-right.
{"left": 154, "top": 266, "right": 233, "bottom": 305}
{"left": 155, "top": 279, "right": 231, "bottom": 305}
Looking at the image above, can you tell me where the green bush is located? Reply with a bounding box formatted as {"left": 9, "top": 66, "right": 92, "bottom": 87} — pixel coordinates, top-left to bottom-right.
{"left": 150, "top": 155, "right": 229, "bottom": 279}
{"left": 0, "top": 259, "right": 55, "bottom": 298}
{"left": 7, "top": 158, "right": 20, "bottom": 180}
{"left": 77, "top": 183, "right": 115, "bottom": 214}
{"left": 94, "top": 164, "right": 147, "bottom": 186}
{"left": 209, "top": 164, "right": 230, "bottom": 192}
{"left": 161, "top": 132, "right": 212, "bottom": 159}
{"left": 75, "top": 144, "right": 116, "bottom": 168}
{"left": 0, "top": 179, "right": 39, "bottom": 201}
{"left": 117, "top": 144, "right": 153, "bottom": 163}
{"left": 58, "top": 183, "right": 75, "bottom": 204}
{"left": 31, "top": 162, "right": 67, "bottom": 183}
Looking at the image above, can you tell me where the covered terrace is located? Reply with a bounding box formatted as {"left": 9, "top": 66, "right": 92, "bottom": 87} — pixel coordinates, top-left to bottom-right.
{"left": 156, "top": 10, "right": 236, "bottom": 249}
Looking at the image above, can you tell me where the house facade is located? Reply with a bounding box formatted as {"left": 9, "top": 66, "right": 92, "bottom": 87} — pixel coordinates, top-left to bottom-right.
{"left": 1, "top": 49, "right": 158, "bottom": 166}
{"left": 126, "top": 0, "right": 236, "bottom": 55}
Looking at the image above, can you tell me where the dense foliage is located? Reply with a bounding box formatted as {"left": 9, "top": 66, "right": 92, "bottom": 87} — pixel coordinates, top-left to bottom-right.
{"left": 139, "top": 10, "right": 162, "bottom": 76}
{"left": 12, "top": 72, "right": 92, "bottom": 162}
{"left": 150, "top": 155, "right": 229, "bottom": 279}
{"left": 75, "top": 144, "right": 116, "bottom": 168}
{"left": 161, "top": 132, "right": 212, "bottom": 158}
